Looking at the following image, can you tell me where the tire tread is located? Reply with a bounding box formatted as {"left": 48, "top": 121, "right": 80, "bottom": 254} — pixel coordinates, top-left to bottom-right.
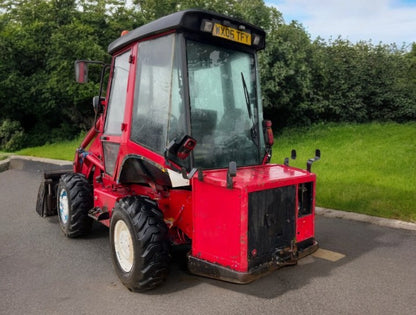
{"left": 111, "top": 196, "right": 170, "bottom": 291}
{"left": 58, "top": 173, "right": 93, "bottom": 238}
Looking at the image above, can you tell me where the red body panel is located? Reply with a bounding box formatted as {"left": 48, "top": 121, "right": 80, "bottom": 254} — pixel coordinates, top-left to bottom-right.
{"left": 191, "top": 164, "right": 316, "bottom": 272}
{"left": 199, "top": 164, "right": 315, "bottom": 192}
{"left": 192, "top": 179, "right": 248, "bottom": 271}
{"left": 159, "top": 189, "right": 193, "bottom": 238}
{"left": 296, "top": 214, "right": 315, "bottom": 241}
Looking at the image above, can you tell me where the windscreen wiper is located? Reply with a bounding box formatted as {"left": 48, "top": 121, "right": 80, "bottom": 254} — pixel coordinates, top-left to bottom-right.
{"left": 241, "top": 72, "right": 259, "bottom": 148}
{"left": 241, "top": 72, "right": 252, "bottom": 119}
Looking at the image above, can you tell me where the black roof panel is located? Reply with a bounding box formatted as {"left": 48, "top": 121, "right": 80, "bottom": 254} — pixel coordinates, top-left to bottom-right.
{"left": 108, "top": 9, "right": 265, "bottom": 54}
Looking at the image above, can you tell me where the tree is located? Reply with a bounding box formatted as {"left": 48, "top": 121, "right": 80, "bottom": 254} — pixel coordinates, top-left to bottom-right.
{"left": 0, "top": 0, "right": 280, "bottom": 149}
{"left": 0, "top": 0, "right": 140, "bottom": 148}
{"left": 310, "top": 40, "right": 416, "bottom": 123}
{"left": 259, "top": 21, "right": 315, "bottom": 127}
{"left": 1, "top": 0, "right": 415, "bottom": 151}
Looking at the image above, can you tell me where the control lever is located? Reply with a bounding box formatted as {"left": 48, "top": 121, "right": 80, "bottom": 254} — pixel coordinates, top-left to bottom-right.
{"left": 284, "top": 149, "right": 297, "bottom": 166}
{"left": 307, "top": 149, "right": 321, "bottom": 172}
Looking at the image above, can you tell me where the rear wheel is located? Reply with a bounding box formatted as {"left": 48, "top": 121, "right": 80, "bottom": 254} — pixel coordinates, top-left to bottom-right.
{"left": 57, "top": 173, "right": 93, "bottom": 238}
{"left": 110, "top": 196, "right": 170, "bottom": 291}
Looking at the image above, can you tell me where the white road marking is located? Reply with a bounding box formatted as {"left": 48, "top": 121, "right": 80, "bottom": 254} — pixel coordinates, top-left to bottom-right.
{"left": 312, "top": 248, "right": 346, "bottom": 262}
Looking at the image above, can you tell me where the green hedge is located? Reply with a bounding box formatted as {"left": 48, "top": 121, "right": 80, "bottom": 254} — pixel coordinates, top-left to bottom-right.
{"left": 1, "top": 1, "right": 415, "bottom": 151}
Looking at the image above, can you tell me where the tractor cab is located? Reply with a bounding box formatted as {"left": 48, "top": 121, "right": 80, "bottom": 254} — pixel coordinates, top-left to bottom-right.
{"left": 98, "top": 10, "right": 268, "bottom": 175}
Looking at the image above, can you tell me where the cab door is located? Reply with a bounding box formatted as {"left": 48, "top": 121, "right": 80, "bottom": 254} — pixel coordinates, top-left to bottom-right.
{"left": 102, "top": 49, "right": 132, "bottom": 177}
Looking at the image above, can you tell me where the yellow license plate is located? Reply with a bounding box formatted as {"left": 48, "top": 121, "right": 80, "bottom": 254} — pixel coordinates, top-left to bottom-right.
{"left": 212, "top": 23, "right": 251, "bottom": 46}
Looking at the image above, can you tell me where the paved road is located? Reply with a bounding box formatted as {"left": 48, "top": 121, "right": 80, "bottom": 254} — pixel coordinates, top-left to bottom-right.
{"left": 1, "top": 166, "right": 416, "bottom": 315}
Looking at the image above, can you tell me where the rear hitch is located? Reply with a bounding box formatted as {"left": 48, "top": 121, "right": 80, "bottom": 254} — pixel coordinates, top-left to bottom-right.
{"left": 273, "top": 241, "right": 298, "bottom": 265}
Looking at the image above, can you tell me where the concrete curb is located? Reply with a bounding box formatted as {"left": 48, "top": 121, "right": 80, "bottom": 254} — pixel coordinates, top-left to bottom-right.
{"left": 0, "top": 157, "right": 10, "bottom": 173}
{"left": 316, "top": 207, "right": 416, "bottom": 231}
{"left": 1, "top": 156, "right": 415, "bottom": 231}
{"left": 8, "top": 155, "right": 72, "bottom": 166}
{"left": 0, "top": 155, "right": 72, "bottom": 173}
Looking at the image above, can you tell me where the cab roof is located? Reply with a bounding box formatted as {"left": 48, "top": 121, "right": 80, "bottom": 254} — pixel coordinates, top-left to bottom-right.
{"left": 108, "top": 9, "right": 266, "bottom": 54}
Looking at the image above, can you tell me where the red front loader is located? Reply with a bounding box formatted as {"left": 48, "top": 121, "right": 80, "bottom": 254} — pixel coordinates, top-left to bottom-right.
{"left": 36, "top": 9, "right": 320, "bottom": 291}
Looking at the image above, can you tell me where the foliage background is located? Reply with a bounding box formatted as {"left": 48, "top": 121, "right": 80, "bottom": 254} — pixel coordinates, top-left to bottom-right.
{"left": 0, "top": 0, "right": 415, "bottom": 150}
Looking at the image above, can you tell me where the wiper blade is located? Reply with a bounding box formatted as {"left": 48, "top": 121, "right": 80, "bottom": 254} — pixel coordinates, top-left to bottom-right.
{"left": 241, "top": 72, "right": 259, "bottom": 149}
{"left": 241, "top": 72, "right": 252, "bottom": 119}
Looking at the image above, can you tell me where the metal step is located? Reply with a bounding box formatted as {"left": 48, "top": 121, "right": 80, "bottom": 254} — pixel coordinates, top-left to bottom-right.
{"left": 88, "top": 208, "right": 109, "bottom": 221}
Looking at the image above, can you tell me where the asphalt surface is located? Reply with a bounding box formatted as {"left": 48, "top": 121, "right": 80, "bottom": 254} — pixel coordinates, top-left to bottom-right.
{"left": 1, "top": 162, "right": 416, "bottom": 315}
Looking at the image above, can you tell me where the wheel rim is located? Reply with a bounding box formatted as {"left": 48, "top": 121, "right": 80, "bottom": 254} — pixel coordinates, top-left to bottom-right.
{"left": 59, "top": 189, "right": 69, "bottom": 225}
{"left": 114, "top": 220, "right": 134, "bottom": 273}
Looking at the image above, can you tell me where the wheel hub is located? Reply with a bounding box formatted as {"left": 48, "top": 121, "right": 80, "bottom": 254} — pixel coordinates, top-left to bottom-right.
{"left": 114, "top": 220, "right": 134, "bottom": 272}
{"left": 59, "top": 189, "right": 69, "bottom": 224}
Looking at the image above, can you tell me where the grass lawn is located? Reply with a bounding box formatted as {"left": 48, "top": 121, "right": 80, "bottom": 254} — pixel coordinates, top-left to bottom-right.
{"left": 271, "top": 122, "right": 416, "bottom": 222}
{"left": 8, "top": 122, "right": 416, "bottom": 222}
{"left": 15, "top": 135, "right": 83, "bottom": 161}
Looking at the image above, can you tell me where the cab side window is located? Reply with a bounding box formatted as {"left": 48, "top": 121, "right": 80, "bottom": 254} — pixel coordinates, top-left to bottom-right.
{"left": 104, "top": 51, "right": 131, "bottom": 135}
{"left": 131, "top": 34, "right": 183, "bottom": 154}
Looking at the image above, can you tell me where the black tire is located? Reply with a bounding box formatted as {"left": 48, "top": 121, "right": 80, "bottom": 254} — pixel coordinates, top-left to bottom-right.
{"left": 35, "top": 180, "right": 48, "bottom": 217}
{"left": 57, "top": 173, "right": 93, "bottom": 238}
{"left": 36, "top": 179, "right": 58, "bottom": 217}
{"left": 110, "top": 196, "right": 170, "bottom": 292}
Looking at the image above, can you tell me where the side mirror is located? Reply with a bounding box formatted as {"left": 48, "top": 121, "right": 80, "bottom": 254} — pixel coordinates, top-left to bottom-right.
{"left": 167, "top": 135, "right": 197, "bottom": 160}
{"left": 75, "top": 60, "right": 88, "bottom": 83}
{"left": 92, "top": 96, "right": 105, "bottom": 114}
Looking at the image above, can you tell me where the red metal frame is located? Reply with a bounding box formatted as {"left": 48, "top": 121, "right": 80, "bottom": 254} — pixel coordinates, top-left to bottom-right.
{"left": 72, "top": 26, "right": 318, "bottom": 276}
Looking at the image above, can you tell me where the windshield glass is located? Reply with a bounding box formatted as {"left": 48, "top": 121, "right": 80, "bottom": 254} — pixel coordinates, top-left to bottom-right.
{"left": 186, "top": 40, "right": 262, "bottom": 169}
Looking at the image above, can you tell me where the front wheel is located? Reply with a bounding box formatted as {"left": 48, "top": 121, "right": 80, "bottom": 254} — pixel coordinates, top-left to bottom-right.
{"left": 110, "top": 196, "right": 170, "bottom": 292}
{"left": 57, "top": 173, "right": 93, "bottom": 238}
